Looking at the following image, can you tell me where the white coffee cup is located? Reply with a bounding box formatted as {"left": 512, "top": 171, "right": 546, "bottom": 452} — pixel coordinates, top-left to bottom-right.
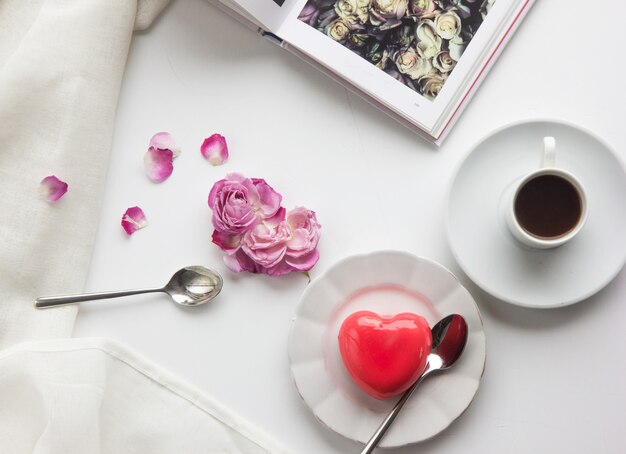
{"left": 505, "top": 137, "right": 588, "bottom": 249}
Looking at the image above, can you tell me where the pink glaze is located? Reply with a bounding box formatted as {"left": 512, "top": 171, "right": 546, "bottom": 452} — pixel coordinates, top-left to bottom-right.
{"left": 338, "top": 311, "right": 432, "bottom": 400}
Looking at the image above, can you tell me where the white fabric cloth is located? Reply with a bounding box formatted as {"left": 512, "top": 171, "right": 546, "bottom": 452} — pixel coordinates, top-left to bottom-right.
{"left": 0, "top": 338, "right": 288, "bottom": 454}
{"left": 0, "top": 2, "right": 287, "bottom": 452}
{"left": 0, "top": 0, "right": 168, "bottom": 349}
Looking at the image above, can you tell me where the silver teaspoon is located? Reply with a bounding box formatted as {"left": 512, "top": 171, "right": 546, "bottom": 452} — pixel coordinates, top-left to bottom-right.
{"left": 35, "top": 266, "right": 223, "bottom": 309}
{"left": 361, "top": 314, "right": 469, "bottom": 453}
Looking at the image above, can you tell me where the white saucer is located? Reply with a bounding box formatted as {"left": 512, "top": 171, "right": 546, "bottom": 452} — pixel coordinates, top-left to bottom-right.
{"left": 446, "top": 119, "right": 626, "bottom": 308}
{"left": 288, "top": 251, "right": 486, "bottom": 447}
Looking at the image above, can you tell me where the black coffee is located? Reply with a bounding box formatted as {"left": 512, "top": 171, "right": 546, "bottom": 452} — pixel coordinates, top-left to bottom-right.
{"left": 514, "top": 174, "right": 582, "bottom": 239}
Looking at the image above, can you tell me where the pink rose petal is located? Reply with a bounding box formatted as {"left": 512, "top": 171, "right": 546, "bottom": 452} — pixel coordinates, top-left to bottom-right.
{"left": 223, "top": 254, "right": 244, "bottom": 273}
{"left": 212, "top": 230, "right": 242, "bottom": 255}
{"left": 201, "top": 134, "right": 229, "bottom": 166}
{"left": 251, "top": 178, "right": 282, "bottom": 219}
{"left": 223, "top": 250, "right": 253, "bottom": 273}
{"left": 144, "top": 146, "right": 174, "bottom": 182}
{"left": 264, "top": 260, "right": 297, "bottom": 277}
{"left": 285, "top": 248, "right": 320, "bottom": 272}
{"left": 264, "top": 207, "right": 286, "bottom": 229}
{"left": 39, "top": 175, "right": 68, "bottom": 202}
{"left": 121, "top": 206, "right": 148, "bottom": 235}
{"left": 150, "top": 132, "right": 181, "bottom": 158}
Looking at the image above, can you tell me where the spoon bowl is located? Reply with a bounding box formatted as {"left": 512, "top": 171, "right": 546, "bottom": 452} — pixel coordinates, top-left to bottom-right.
{"left": 35, "top": 266, "right": 223, "bottom": 309}
{"left": 164, "top": 266, "right": 223, "bottom": 306}
{"left": 427, "top": 313, "right": 469, "bottom": 371}
{"left": 361, "top": 314, "right": 468, "bottom": 453}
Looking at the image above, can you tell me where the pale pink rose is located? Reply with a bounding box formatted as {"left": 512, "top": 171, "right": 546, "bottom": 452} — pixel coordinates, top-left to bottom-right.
{"left": 39, "top": 175, "right": 68, "bottom": 202}
{"left": 208, "top": 173, "right": 282, "bottom": 234}
{"left": 241, "top": 222, "right": 290, "bottom": 269}
{"left": 284, "top": 207, "right": 321, "bottom": 271}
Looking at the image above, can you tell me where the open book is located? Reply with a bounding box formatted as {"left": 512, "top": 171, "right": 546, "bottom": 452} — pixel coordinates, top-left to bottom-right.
{"left": 210, "top": 0, "right": 534, "bottom": 144}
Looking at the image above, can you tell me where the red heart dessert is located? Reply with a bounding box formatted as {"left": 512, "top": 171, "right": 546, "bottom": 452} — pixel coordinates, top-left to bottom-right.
{"left": 338, "top": 311, "right": 432, "bottom": 400}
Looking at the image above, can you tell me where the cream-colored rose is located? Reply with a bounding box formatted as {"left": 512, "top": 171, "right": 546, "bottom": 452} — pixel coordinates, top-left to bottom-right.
{"left": 448, "top": 34, "right": 466, "bottom": 61}
{"left": 434, "top": 11, "right": 461, "bottom": 39}
{"left": 335, "top": 0, "right": 357, "bottom": 18}
{"left": 370, "top": 0, "right": 408, "bottom": 26}
{"left": 415, "top": 20, "right": 442, "bottom": 59}
{"left": 394, "top": 47, "right": 433, "bottom": 80}
{"left": 349, "top": 32, "right": 369, "bottom": 47}
{"left": 409, "top": 0, "right": 437, "bottom": 18}
{"left": 418, "top": 72, "right": 446, "bottom": 99}
{"left": 335, "top": 0, "right": 371, "bottom": 24}
{"left": 375, "top": 48, "right": 391, "bottom": 69}
{"left": 326, "top": 18, "right": 351, "bottom": 41}
{"left": 433, "top": 50, "right": 456, "bottom": 72}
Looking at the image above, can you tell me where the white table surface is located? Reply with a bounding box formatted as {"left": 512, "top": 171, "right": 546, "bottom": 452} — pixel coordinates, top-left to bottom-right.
{"left": 75, "top": 0, "right": 626, "bottom": 452}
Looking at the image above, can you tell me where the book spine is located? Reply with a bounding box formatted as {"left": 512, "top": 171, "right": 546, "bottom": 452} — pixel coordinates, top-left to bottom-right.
{"left": 258, "top": 30, "right": 285, "bottom": 47}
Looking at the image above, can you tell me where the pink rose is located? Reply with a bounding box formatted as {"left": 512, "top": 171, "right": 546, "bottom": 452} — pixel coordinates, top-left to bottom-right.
{"left": 208, "top": 173, "right": 321, "bottom": 277}
{"left": 223, "top": 209, "right": 321, "bottom": 275}
{"left": 284, "top": 207, "right": 321, "bottom": 271}
{"left": 241, "top": 222, "right": 290, "bottom": 268}
{"left": 208, "top": 173, "right": 282, "bottom": 235}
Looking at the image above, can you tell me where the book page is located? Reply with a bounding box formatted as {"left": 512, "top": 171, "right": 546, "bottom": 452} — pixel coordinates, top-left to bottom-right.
{"left": 224, "top": 0, "right": 302, "bottom": 31}
{"left": 276, "top": 0, "right": 526, "bottom": 134}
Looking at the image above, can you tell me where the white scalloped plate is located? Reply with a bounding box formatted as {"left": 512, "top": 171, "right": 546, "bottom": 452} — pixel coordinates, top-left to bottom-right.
{"left": 288, "top": 251, "right": 486, "bottom": 447}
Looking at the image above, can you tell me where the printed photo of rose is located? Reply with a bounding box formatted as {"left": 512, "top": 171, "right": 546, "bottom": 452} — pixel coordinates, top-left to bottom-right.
{"left": 298, "top": 0, "right": 495, "bottom": 99}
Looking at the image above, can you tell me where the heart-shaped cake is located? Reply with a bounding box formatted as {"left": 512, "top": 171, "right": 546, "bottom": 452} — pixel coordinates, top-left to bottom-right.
{"left": 338, "top": 311, "right": 432, "bottom": 400}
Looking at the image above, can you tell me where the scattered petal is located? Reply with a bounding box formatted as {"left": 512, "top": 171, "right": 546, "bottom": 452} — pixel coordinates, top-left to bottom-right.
{"left": 39, "top": 175, "right": 68, "bottom": 202}
{"left": 201, "top": 134, "right": 229, "bottom": 166}
{"left": 121, "top": 206, "right": 148, "bottom": 235}
{"left": 144, "top": 146, "right": 174, "bottom": 182}
{"left": 150, "top": 132, "right": 181, "bottom": 158}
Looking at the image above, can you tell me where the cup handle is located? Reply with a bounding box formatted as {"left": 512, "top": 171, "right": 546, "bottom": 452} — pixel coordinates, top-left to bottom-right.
{"left": 540, "top": 136, "right": 556, "bottom": 168}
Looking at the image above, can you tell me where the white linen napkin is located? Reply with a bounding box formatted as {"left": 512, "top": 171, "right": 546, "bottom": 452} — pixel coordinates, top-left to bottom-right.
{"left": 0, "top": 0, "right": 168, "bottom": 348}
{"left": 0, "top": 338, "right": 288, "bottom": 454}
{"left": 0, "top": 2, "right": 289, "bottom": 452}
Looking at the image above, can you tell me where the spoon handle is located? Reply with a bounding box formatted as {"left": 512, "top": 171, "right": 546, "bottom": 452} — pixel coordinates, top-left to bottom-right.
{"left": 35, "top": 288, "right": 163, "bottom": 309}
{"left": 360, "top": 369, "right": 432, "bottom": 454}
